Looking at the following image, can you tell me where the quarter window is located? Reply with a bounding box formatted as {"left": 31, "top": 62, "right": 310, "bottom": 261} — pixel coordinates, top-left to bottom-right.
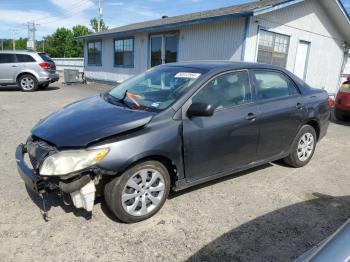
{"left": 257, "top": 30, "right": 290, "bottom": 67}
{"left": 114, "top": 38, "right": 134, "bottom": 67}
{"left": 253, "top": 71, "right": 299, "bottom": 100}
{"left": 87, "top": 41, "right": 102, "bottom": 65}
{"left": 193, "top": 71, "right": 252, "bottom": 110}
{"left": 0, "top": 54, "right": 16, "bottom": 63}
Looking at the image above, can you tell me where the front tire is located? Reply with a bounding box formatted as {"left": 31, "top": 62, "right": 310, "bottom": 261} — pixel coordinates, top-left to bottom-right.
{"left": 18, "top": 74, "right": 38, "bottom": 92}
{"left": 104, "top": 161, "right": 170, "bottom": 223}
{"left": 284, "top": 125, "right": 317, "bottom": 168}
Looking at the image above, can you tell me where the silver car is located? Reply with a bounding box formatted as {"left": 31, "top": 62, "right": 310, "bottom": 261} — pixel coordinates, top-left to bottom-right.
{"left": 0, "top": 50, "right": 59, "bottom": 91}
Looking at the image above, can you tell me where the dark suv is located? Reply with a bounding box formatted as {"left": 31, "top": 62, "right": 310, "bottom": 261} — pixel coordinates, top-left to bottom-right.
{"left": 16, "top": 62, "right": 330, "bottom": 223}
{"left": 0, "top": 50, "right": 59, "bottom": 91}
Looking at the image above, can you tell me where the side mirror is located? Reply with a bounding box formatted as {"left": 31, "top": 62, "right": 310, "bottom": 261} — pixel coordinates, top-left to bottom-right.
{"left": 187, "top": 102, "right": 215, "bottom": 118}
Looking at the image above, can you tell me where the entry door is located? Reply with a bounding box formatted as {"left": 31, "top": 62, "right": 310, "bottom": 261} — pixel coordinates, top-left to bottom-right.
{"left": 183, "top": 70, "right": 259, "bottom": 182}
{"left": 150, "top": 34, "right": 178, "bottom": 67}
{"left": 294, "top": 41, "right": 310, "bottom": 80}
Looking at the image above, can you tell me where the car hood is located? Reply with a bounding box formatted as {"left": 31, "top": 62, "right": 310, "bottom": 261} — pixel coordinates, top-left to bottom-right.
{"left": 31, "top": 94, "right": 155, "bottom": 148}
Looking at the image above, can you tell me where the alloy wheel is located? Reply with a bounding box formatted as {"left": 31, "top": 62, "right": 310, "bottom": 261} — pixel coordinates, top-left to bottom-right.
{"left": 20, "top": 77, "right": 35, "bottom": 91}
{"left": 297, "top": 132, "right": 314, "bottom": 162}
{"left": 121, "top": 169, "right": 165, "bottom": 217}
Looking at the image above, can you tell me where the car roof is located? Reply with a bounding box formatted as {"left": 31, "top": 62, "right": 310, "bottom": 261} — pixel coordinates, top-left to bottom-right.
{"left": 164, "top": 61, "right": 286, "bottom": 71}
{"left": 0, "top": 50, "right": 39, "bottom": 55}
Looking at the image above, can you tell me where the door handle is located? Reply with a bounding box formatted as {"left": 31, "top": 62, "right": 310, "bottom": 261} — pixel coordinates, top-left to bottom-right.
{"left": 296, "top": 103, "right": 304, "bottom": 110}
{"left": 245, "top": 113, "right": 257, "bottom": 121}
{"left": 11, "top": 65, "right": 18, "bottom": 67}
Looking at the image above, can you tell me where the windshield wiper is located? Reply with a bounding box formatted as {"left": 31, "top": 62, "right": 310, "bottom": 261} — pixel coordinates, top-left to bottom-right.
{"left": 121, "top": 90, "right": 141, "bottom": 108}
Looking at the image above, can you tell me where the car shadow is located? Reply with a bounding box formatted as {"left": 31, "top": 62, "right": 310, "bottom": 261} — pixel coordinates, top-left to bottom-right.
{"left": 186, "top": 193, "right": 350, "bottom": 262}
{"left": 0, "top": 85, "right": 60, "bottom": 91}
{"left": 26, "top": 186, "right": 92, "bottom": 221}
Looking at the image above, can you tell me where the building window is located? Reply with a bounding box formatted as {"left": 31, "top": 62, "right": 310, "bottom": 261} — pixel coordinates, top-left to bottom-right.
{"left": 257, "top": 30, "right": 290, "bottom": 67}
{"left": 114, "top": 38, "right": 134, "bottom": 67}
{"left": 87, "top": 41, "right": 102, "bottom": 65}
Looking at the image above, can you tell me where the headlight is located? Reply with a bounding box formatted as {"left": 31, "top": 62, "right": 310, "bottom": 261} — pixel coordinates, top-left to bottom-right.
{"left": 40, "top": 148, "right": 109, "bottom": 176}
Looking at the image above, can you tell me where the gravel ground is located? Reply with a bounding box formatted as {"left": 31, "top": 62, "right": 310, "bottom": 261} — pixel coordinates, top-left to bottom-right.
{"left": 0, "top": 82, "right": 350, "bottom": 262}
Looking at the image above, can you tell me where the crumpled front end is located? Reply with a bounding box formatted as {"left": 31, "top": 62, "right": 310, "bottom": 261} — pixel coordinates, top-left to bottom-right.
{"left": 16, "top": 136, "right": 110, "bottom": 212}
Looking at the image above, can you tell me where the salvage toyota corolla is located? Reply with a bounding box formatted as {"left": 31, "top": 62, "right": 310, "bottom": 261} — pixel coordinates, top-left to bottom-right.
{"left": 16, "top": 62, "right": 330, "bottom": 223}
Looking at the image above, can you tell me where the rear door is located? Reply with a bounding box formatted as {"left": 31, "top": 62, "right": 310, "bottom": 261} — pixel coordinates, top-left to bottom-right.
{"left": 0, "top": 53, "right": 18, "bottom": 84}
{"left": 182, "top": 70, "right": 259, "bottom": 181}
{"left": 252, "top": 70, "right": 307, "bottom": 160}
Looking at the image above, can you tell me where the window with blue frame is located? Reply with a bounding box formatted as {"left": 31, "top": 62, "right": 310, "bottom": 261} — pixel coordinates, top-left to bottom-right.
{"left": 87, "top": 40, "right": 102, "bottom": 65}
{"left": 114, "top": 38, "right": 134, "bottom": 67}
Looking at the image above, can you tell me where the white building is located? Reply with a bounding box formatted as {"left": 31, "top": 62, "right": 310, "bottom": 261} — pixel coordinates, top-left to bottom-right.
{"left": 80, "top": 0, "right": 350, "bottom": 93}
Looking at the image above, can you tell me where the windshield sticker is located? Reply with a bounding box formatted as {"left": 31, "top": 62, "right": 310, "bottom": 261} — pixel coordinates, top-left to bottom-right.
{"left": 151, "top": 102, "right": 160, "bottom": 108}
{"left": 175, "top": 72, "right": 201, "bottom": 79}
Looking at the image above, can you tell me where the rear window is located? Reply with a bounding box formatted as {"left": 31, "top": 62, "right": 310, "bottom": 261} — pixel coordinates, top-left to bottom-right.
{"left": 16, "top": 54, "right": 36, "bottom": 63}
{"left": 38, "top": 53, "right": 53, "bottom": 62}
{"left": 0, "top": 54, "right": 16, "bottom": 63}
{"left": 340, "top": 83, "right": 350, "bottom": 93}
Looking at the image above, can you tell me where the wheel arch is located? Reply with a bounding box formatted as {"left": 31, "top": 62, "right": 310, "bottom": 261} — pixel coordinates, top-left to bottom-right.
{"left": 116, "top": 154, "right": 179, "bottom": 187}
{"left": 16, "top": 71, "right": 39, "bottom": 83}
{"left": 304, "top": 119, "right": 320, "bottom": 141}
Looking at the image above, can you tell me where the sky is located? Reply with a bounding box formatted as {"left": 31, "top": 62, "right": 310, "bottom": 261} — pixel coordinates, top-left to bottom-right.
{"left": 0, "top": 0, "right": 349, "bottom": 40}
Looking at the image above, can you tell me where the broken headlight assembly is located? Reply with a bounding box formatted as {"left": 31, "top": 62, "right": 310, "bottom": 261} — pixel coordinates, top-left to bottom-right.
{"left": 39, "top": 148, "right": 110, "bottom": 176}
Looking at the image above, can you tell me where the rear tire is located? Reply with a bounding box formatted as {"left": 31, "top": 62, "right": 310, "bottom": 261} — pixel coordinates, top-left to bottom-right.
{"left": 283, "top": 125, "right": 317, "bottom": 168}
{"left": 18, "top": 74, "right": 38, "bottom": 92}
{"left": 104, "top": 161, "right": 170, "bottom": 223}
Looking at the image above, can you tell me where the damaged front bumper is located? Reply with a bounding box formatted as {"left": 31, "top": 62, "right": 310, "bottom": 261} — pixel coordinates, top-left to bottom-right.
{"left": 15, "top": 143, "right": 97, "bottom": 212}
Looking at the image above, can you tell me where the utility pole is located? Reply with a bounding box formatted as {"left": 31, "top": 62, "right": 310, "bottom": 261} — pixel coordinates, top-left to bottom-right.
{"left": 26, "top": 21, "right": 39, "bottom": 50}
{"left": 97, "top": 0, "right": 103, "bottom": 32}
{"left": 11, "top": 29, "right": 18, "bottom": 50}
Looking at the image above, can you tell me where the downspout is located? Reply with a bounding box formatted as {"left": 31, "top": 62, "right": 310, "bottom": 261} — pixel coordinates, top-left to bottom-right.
{"left": 241, "top": 15, "right": 252, "bottom": 61}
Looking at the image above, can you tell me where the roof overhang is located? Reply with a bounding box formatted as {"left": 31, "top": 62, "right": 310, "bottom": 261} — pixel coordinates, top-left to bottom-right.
{"left": 79, "top": 12, "right": 252, "bottom": 40}
{"left": 79, "top": 0, "right": 350, "bottom": 43}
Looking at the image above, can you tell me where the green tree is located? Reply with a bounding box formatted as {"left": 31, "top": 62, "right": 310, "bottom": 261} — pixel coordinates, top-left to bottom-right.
{"left": 71, "top": 25, "right": 92, "bottom": 57}
{"left": 44, "top": 27, "right": 74, "bottom": 57}
{"left": 90, "top": 18, "right": 108, "bottom": 33}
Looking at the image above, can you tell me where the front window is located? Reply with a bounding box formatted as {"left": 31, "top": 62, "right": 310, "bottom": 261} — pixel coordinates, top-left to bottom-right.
{"left": 109, "top": 66, "right": 207, "bottom": 111}
{"left": 257, "top": 30, "right": 290, "bottom": 67}
{"left": 88, "top": 40, "right": 102, "bottom": 65}
{"left": 114, "top": 38, "right": 134, "bottom": 67}
{"left": 193, "top": 70, "right": 252, "bottom": 110}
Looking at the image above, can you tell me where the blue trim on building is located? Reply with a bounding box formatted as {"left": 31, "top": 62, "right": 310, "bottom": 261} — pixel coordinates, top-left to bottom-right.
{"left": 253, "top": 0, "right": 304, "bottom": 16}
{"left": 113, "top": 36, "right": 135, "bottom": 68}
{"left": 241, "top": 15, "right": 251, "bottom": 61}
{"left": 336, "top": 0, "right": 350, "bottom": 24}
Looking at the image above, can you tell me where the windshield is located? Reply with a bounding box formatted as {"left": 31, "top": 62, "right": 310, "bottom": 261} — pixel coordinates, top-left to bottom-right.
{"left": 109, "top": 66, "right": 207, "bottom": 111}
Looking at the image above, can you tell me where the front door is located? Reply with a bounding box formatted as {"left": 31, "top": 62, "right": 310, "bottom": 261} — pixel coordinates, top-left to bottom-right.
{"left": 0, "top": 53, "right": 18, "bottom": 84}
{"left": 252, "top": 70, "right": 306, "bottom": 159}
{"left": 183, "top": 70, "right": 259, "bottom": 181}
{"left": 150, "top": 33, "right": 178, "bottom": 67}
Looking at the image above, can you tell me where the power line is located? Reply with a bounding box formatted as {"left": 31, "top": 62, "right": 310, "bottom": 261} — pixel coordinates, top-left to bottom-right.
{"left": 34, "top": 0, "right": 94, "bottom": 23}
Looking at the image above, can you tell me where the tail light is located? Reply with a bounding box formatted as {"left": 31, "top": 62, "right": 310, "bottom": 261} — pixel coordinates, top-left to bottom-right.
{"left": 39, "top": 62, "right": 51, "bottom": 70}
{"left": 328, "top": 97, "right": 335, "bottom": 108}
